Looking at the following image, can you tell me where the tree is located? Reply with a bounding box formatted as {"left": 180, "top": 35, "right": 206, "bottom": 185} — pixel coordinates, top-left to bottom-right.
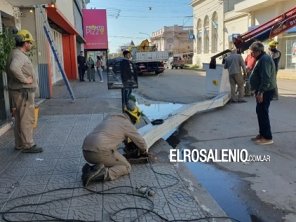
{"left": 0, "top": 28, "right": 15, "bottom": 73}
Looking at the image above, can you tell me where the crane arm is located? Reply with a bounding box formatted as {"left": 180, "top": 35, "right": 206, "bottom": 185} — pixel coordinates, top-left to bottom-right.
{"left": 209, "top": 6, "right": 296, "bottom": 69}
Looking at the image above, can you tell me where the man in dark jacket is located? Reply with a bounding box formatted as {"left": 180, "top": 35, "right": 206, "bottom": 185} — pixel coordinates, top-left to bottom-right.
{"left": 249, "top": 41, "right": 276, "bottom": 145}
{"left": 77, "top": 51, "right": 86, "bottom": 81}
{"left": 121, "top": 50, "right": 137, "bottom": 107}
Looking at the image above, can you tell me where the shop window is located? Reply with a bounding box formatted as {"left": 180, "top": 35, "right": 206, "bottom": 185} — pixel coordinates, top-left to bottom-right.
{"left": 286, "top": 39, "right": 296, "bottom": 70}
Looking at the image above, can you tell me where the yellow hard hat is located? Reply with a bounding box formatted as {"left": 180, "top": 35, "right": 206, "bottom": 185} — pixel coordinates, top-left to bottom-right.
{"left": 16, "top": 29, "right": 34, "bottom": 43}
{"left": 125, "top": 102, "right": 141, "bottom": 124}
{"left": 268, "top": 40, "right": 278, "bottom": 47}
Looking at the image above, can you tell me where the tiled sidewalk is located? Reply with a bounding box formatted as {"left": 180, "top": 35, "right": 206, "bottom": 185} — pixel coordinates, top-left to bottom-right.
{"left": 0, "top": 114, "right": 212, "bottom": 222}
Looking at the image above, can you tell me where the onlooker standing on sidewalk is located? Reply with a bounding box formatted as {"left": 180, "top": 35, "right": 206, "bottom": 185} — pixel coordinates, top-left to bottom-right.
{"left": 81, "top": 102, "right": 148, "bottom": 186}
{"left": 86, "top": 56, "right": 95, "bottom": 82}
{"left": 249, "top": 41, "right": 276, "bottom": 145}
{"left": 77, "top": 51, "right": 86, "bottom": 81}
{"left": 96, "top": 56, "right": 104, "bottom": 82}
{"left": 101, "top": 55, "right": 106, "bottom": 71}
{"left": 121, "top": 50, "right": 135, "bottom": 107}
{"left": 244, "top": 50, "right": 257, "bottom": 96}
{"left": 224, "top": 49, "right": 247, "bottom": 103}
{"left": 267, "top": 40, "right": 281, "bottom": 100}
{"left": 6, "top": 29, "right": 43, "bottom": 153}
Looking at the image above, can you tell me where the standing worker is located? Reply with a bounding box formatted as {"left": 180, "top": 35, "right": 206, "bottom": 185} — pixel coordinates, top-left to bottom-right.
{"left": 6, "top": 29, "right": 43, "bottom": 153}
{"left": 224, "top": 49, "right": 247, "bottom": 103}
{"left": 249, "top": 41, "right": 276, "bottom": 145}
{"left": 267, "top": 40, "right": 281, "bottom": 100}
{"left": 81, "top": 101, "right": 148, "bottom": 186}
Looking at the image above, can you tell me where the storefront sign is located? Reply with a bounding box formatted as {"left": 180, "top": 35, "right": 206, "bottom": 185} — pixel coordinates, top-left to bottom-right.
{"left": 83, "top": 9, "right": 108, "bottom": 50}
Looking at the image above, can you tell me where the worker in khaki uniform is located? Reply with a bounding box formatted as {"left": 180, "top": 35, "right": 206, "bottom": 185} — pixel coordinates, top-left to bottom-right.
{"left": 224, "top": 49, "right": 247, "bottom": 103}
{"left": 6, "top": 29, "right": 43, "bottom": 153}
{"left": 267, "top": 40, "right": 281, "bottom": 100}
{"left": 82, "top": 102, "right": 148, "bottom": 186}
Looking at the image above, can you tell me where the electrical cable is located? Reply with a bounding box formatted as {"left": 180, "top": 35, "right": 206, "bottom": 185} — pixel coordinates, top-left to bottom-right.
{"left": 0, "top": 156, "right": 241, "bottom": 222}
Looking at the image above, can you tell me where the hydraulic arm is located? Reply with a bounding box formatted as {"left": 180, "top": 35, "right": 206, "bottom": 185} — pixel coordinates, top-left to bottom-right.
{"left": 210, "top": 6, "right": 296, "bottom": 69}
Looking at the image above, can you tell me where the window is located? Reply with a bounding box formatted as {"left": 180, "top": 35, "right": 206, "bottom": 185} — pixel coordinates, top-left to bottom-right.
{"left": 204, "top": 16, "right": 209, "bottom": 53}
{"left": 196, "top": 19, "right": 202, "bottom": 54}
{"left": 211, "top": 12, "right": 218, "bottom": 53}
{"left": 286, "top": 39, "right": 296, "bottom": 70}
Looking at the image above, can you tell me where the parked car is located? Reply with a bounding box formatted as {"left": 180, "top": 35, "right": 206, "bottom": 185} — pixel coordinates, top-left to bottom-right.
{"left": 166, "top": 56, "right": 185, "bottom": 69}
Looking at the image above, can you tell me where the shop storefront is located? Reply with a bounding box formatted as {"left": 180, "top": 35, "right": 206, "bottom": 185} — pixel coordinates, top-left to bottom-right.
{"left": 284, "top": 29, "right": 296, "bottom": 70}
{"left": 0, "top": 3, "right": 18, "bottom": 126}
{"left": 1, "top": 0, "right": 85, "bottom": 130}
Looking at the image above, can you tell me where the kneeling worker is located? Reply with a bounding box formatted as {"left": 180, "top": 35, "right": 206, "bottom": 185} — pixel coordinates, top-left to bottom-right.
{"left": 81, "top": 102, "right": 148, "bottom": 186}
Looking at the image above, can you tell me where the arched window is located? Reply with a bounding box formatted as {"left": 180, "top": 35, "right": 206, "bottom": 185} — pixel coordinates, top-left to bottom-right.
{"left": 196, "top": 19, "right": 202, "bottom": 54}
{"left": 211, "top": 12, "right": 218, "bottom": 53}
{"left": 204, "top": 16, "right": 209, "bottom": 53}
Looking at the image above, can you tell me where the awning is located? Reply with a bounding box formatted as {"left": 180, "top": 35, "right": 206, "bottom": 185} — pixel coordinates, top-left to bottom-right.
{"left": 5, "top": 0, "right": 53, "bottom": 7}
{"left": 46, "top": 7, "right": 85, "bottom": 42}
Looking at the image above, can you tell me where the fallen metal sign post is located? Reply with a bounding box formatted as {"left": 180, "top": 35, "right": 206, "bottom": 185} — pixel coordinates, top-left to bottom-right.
{"left": 138, "top": 93, "right": 230, "bottom": 150}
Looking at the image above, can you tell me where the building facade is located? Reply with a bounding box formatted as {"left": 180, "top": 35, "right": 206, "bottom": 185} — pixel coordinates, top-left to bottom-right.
{"left": 191, "top": 0, "right": 296, "bottom": 70}
{"left": 0, "top": 0, "right": 86, "bottom": 127}
{"left": 151, "top": 25, "right": 194, "bottom": 59}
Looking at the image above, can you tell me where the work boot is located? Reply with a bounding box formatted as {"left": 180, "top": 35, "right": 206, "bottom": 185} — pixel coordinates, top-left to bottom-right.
{"left": 15, "top": 146, "right": 23, "bottom": 151}
{"left": 82, "top": 164, "right": 105, "bottom": 187}
{"left": 82, "top": 163, "right": 91, "bottom": 175}
{"left": 81, "top": 163, "right": 103, "bottom": 182}
{"left": 21, "top": 145, "right": 43, "bottom": 153}
{"left": 92, "top": 167, "right": 107, "bottom": 182}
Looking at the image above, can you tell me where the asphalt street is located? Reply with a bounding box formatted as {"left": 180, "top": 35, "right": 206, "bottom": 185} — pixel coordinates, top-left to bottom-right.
{"left": 135, "top": 68, "right": 296, "bottom": 222}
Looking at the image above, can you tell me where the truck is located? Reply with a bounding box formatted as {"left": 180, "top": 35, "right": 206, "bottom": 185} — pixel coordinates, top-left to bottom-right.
{"left": 209, "top": 6, "right": 296, "bottom": 69}
{"left": 166, "top": 56, "right": 185, "bottom": 69}
{"left": 130, "top": 39, "right": 169, "bottom": 75}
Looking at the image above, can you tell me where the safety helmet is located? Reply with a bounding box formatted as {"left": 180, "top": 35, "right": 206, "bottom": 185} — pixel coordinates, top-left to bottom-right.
{"left": 125, "top": 101, "right": 141, "bottom": 124}
{"left": 268, "top": 40, "right": 278, "bottom": 48}
{"left": 16, "top": 29, "right": 34, "bottom": 43}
